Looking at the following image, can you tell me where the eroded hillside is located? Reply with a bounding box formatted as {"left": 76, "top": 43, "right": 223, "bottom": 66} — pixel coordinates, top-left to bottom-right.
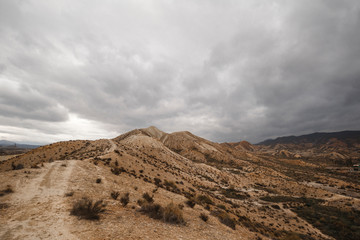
{"left": 1, "top": 127, "right": 359, "bottom": 240}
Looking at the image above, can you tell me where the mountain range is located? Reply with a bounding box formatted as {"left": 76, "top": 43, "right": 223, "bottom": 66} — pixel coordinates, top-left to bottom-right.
{"left": 0, "top": 140, "right": 41, "bottom": 149}
{"left": 257, "top": 131, "right": 360, "bottom": 147}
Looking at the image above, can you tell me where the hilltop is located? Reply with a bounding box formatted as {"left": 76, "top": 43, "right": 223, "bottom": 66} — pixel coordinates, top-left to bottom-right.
{"left": 0, "top": 127, "right": 359, "bottom": 240}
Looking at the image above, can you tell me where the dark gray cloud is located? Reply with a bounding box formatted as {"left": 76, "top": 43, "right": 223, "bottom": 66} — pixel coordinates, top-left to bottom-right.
{"left": 0, "top": 0, "right": 359, "bottom": 144}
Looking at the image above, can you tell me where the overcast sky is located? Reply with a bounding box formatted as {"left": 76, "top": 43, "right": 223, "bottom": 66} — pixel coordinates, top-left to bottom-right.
{"left": 0, "top": 0, "right": 360, "bottom": 144}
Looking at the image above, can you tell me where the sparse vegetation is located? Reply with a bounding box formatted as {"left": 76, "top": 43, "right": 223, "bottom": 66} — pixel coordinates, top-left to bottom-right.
{"left": 197, "top": 194, "right": 213, "bottom": 205}
{"left": 163, "top": 202, "right": 185, "bottom": 224}
{"left": 185, "top": 199, "right": 196, "bottom": 208}
{"left": 0, "top": 203, "right": 10, "bottom": 209}
{"left": 217, "top": 204, "right": 227, "bottom": 210}
{"left": 199, "top": 213, "right": 209, "bottom": 222}
{"left": 154, "top": 177, "right": 162, "bottom": 186}
{"left": 260, "top": 195, "right": 325, "bottom": 205}
{"left": 0, "top": 185, "right": 13, "bottom": 196}
{"left": 2, "top": 128, "right": 360, "bottom": 239}
{"left": 11, "top": 162, "right": 24, "bottom": 170}
{"left": 120, "top": 192, "right": 130, "bottom": 206}
{"left": 292, "top": 204, "right": 360, "bottom": 240}
{"left": 142, "top": 192, "right": 154, "bottom": 203}
{"left": 111, "top": 167, "right": 125, "bottom": 175}
{"left": 139, "top": 201, "right": 185, "bottom": 225}
{"left": 110, "top": 191, "right": 120, "bottom": 200}
{"left": 139, "top": 202, "right": 164, "bottom": 219}
{"left": 211, "top": 210, "right": 236, "bottom": 229}
{"left": 163, "top": 180, "right": 180, "bottom": 193}
{"left": 70, "top": 197, "right": 106, "bottom": 220}
{"left": 65, "top": 191, "right": 74, "bottom": 197}
{"left": 222, "top": 187, "right": 250, "bottom": 200}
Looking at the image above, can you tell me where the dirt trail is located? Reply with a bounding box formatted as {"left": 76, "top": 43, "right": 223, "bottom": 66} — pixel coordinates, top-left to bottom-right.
{"left": 0, "top": 160, "right": 77, "bottom": 240}
{"left": 107, "top": 139, "right": 117, "bottom": 153}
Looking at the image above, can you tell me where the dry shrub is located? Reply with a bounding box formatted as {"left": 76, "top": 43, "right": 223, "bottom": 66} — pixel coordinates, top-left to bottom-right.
{"left": 163, "top": 203, "right": 185, "bottom": 224}
{"left": 142, "top": 192, "right": 154, "bottom": 203}
{"left": 120, "top": 192, "right": 130, "bottom": 206}
{"left": 110, "top": 191, "right": 120, "bottom": 200}
{"left": 11, "top": 163, "right": 24, "bottom": 170}
{"left": 200, "top": 213, "right": 209, "bottom": 222}
{"left": 197, "top": 194, "right": 213, "bottom": 205}
{"left": 64, "top": 191, "right": 74, "bottom": 197}
{"left": 212, "top": 210, "right": 236, "bottom": 229}
{"left": 0, "top": 203, "right": 10, "bottom": 209}
{"left": 185, "top": 199, "right": 196, "bottom": 208}
{"left": 140, "top": 202, "right": 164, "bottom": 220}
{"left": 70, "top": 197, "right": 106, "bottom": 220}
{"left": 139, "top": 201, "right": 186, "bottom": 225}
{"left": 0, "top": 185, "right": 13, "bottom": 196}
{"left": 111, "top": 167, "right": 125, "bottom": 175}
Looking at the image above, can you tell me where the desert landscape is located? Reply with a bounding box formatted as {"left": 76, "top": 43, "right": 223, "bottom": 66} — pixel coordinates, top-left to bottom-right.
{"left": 2, "top": 1, "right": 360, "bottom": 240}
{"left": 0, "top": 127, "right": 359, "bottom": 240}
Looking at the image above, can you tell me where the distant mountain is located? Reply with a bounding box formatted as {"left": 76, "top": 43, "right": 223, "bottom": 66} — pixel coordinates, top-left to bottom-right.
{"left": 257, "top": 131, "right": 360, "bottom": 147}
{"left": 0, "top": 140, "right": 16, "bottom": 146}
{"left": 0, "top": 140, "right": 41, "bottom": 149}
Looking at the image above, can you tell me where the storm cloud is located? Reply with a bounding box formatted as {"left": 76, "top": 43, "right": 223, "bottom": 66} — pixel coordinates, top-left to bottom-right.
{"left": 0, "top": 0, "right": 359, "bottom": 144}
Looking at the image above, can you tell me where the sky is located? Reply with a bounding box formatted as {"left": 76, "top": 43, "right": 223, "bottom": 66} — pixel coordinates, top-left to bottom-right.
{"left": 0, "top": 0, "right": 360, "bottom": 144}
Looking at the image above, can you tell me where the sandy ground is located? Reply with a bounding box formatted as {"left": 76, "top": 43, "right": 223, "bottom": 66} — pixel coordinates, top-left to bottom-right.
{"left": 0, "top": 155, "right": 19, "bottom": 162}
{"left": 0, "top": 160, "right": 77, "bottom": 240}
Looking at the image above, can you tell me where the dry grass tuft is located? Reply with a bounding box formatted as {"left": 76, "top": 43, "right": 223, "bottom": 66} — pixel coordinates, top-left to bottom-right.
{"left": 142, "top": 192, "right": 154, "bottom": 203}
{"left": 212, "top": 210, "right": 236, "bottom": 229}
{"left": 64, "top": 191, "right": 74, "bottom": 197}
{"left": 200, "top": 213, "right": 209, "bottom": 222}
{"left": 120, "top": 192, "right": 130, "bottom": 206}
{"left": 163, "top": 202, "right": 185, "bottom": 224}
{"left": 70, "top": 197, "right": 106, "bottom": 220}
{"left": 140, "top": 202, "right": 164, "bottom": 220}
{"left": 0, "top": 185, "right": 14, "bottom": 197}
{"left": 139, "top": 201, "right": 186, "bottom": 225}
{"left": 110, "top": 191, "right": 120, "bottom": 200}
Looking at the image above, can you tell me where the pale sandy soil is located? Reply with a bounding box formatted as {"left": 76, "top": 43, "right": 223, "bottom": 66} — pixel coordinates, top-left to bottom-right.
{"left": 0, "top": 160, "right": 77, "bottom": 239}
{"left": 1, "top": 128, "right": 357, "bottom": 240}
{"left": 0, "top": 155, "right": 19, "bottom": 162}
{"left": 0, "top": 159, "right": 256, "bottom": 240}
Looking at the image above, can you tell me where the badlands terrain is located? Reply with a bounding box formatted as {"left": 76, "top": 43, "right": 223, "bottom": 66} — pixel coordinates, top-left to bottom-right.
{"left": 0, "top": 127, "right": 359, "bottom": 240}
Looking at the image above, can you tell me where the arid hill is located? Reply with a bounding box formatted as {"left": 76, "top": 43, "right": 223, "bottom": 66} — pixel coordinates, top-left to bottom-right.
{"left": 256, "top": 131, "right": 360, "bottom": 167}
{"left": 257, "top": 131, "right": 360, "bottom": 148}
{"left": 0, "top": 127, "right": 359, "bottom": 240}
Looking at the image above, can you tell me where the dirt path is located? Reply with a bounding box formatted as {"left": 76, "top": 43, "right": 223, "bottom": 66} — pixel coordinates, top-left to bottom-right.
{"left": 0, "top": 160, "right": 77, "bottom": 240}
{"left": 107, "top": 139, "right": 117, "bottom": 153}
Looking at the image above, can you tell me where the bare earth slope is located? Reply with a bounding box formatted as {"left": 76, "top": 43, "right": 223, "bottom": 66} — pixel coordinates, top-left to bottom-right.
{"left": 1, "top": 127, "right": 360, "bottom": 240}
{"left": 0, "top": 160, "right": 76, "bottom": 239}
